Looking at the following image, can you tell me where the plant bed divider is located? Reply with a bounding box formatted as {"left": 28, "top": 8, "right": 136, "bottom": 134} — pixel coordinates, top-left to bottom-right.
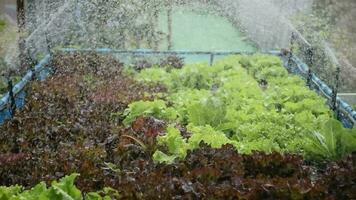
{"left": 283, "top": 54, "right": 356, "bottom": 128}
{"left": 0, "top": 54, "right": 51, "bottom": 124}
{"left": 0, "top": 49, "right": 355, "bottom": 128}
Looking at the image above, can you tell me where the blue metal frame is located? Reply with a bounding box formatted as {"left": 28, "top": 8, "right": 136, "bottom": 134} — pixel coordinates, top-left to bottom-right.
{"left": 0, "top": 48, "right": 355, "bottom": 128}
{"left": 283, "top": 55, "right": 356, "bottom": 127}
{"left": 0, "top": 54, "right": 51, "bottom": 124}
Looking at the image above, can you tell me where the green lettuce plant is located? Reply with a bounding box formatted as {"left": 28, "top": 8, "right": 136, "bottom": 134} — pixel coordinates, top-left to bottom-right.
{"left": 157, "top": 125, "right": 188, "bottom": 159}
{"left": 125, "top": 54, "right": 353, "bottom": 161}
{"left": 154, "top": 124, "right": 240, "bottom": 163}
{"left": 0, "top": 174, "right": 119, "bottom": 200}
{"left": 304, "top": 119, "right": 356, "bottom": 160}
{"left": 122, "top": 100, "right": 178, "bottom": 126}
{"left": 135, "top": 67, "right": 171, "bottom": 85}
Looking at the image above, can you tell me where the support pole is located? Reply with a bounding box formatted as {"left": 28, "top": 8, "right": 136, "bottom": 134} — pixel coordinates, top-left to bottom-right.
{"left": 306, "top": 69, "right": 312, "bottom": 87}
{"left": 7, "top": 74, "right": 16, "bottom": 117}
{"left": 210, "top": 53, "right": 214, "bottom": 66}
{"left": 287, "top": 32, "right": 296, "bottom": 67}
{"left": 153, "top": 9, "right": 159, "bottom": 51}
{"left": 167, "top": 4, "right": 172, "bottom": 51}
{"left": 17, "top": 0, "right": 27, "bottom": 73}
{"left": 306, "top": 47, "right": 314, "bottom": 87}
{"left": 332, "top": 67, "right": 341, "bottom": 115}
{"left": 27, "top": 49, "right": 37, "bottom": 80}
{"left": 45, "top": 30, "right": 52, "bottom": 56}
{"left": 306, "top": 46, "right": 314, "bottom": 67}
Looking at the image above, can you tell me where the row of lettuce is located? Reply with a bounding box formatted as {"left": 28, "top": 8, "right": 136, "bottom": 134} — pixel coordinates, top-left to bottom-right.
{"left": 0, "top": 174, "right": 119, "bottom": 200}
{"left": 124, "top": 54, "right": 356, "bottom": 163}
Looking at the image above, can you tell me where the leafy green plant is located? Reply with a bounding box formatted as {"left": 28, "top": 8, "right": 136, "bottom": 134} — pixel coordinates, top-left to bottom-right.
{"left": 156, "top": 125, "right": 188, "bottom": 159}
{"left": 0, "top": 174, "right": 119, "bottom": 200}
{"left": 135, "top": 67, "right": 170, "bottom": 85}
{"left": 154, "top": 124, "right": 239, "bottom": 163}
{"left": 186, "top": 96, "right": 226, "bottom": 127}
{"left": 167, "top": 89, "right": 211, "bottom": 123}
{"left": 152, "top": 150, "right": 178, "bottom": 164}
{"left": 122, "top": 100, "right": 178, "bottom": 126}
{"left": 0, "top": 185, "right": 22, "bottom": 200}
{"left": 0, "top": 174, "right": 81, "bottom": 200}
{"left": 304, "top": 119, "right": 356, "bottom": 160}
{"left": 187, "top": 124, "right": 239, "bottom": 150}
{"left": 86, "top": 187, "right": 121, "bottom": 200}
{"left": 169, "top": 63, "right": 214, "bottom": 90}
{"left": 128, "top": 54, "right": 349, "bottom": 161}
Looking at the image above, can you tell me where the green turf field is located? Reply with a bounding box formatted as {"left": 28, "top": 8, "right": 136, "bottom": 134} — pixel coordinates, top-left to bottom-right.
{"left": 158, "top": 7, "right": 256, "bottom": 52}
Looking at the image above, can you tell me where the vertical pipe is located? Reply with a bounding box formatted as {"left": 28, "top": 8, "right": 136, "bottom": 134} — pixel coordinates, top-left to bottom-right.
{"left": 17, "top": 0, "right": 27, "bottom": 73}
{"left": 306, "top": 46, "right": 314, "bottom": 68}
{"left": 17, "top": 0, "right": 25, "bottom": 34}
{"left": 210, "top": 54, "right": 214, "bottom": 66}
{"left": 7, "top": 76, "right": 16, "bottom": 117}
{"left": 153, "top": 9, "right": 159, "bottom": 50}
{"left": 306, "top": 69, "right": 312, "bottom": 87}
{"left": 332, "top": 67, "right": 341, "bottom": 115}
{"left": 167, "top": 5, "right": 172, "bottom": 51}
{"left": 45, "top": 30, "right": 52, "bottom": 55}
{"left": 74, "top": 0, "right": 80, "bottom": 47}
{"left": 148, "top": 16, "right": 154, "bottom": 49}
{"left": 306, "top": 47, "right": 314, "bottom": 86}
{"left": 287, "top": 32, "right": 295, "bottom": 67}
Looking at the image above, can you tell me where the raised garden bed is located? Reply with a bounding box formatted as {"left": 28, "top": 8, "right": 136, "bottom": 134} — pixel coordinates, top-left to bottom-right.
{"left": 0, "top": 53, "right": 355, "bottom": 199}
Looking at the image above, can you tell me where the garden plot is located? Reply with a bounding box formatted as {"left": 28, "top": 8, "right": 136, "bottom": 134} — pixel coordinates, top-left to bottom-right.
{"left": 0, "top": 53, "right": 355, "bottom": 199}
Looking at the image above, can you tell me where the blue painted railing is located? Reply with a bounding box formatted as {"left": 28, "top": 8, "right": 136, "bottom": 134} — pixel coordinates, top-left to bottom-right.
{"left": 0, "top": 54, "right": 51, "bottom": 124}
{"left": 286, "top": 55, "right": 356, "bottom": 127}
{"left": 0, "top": 48, "right": 355, "bottom": 128}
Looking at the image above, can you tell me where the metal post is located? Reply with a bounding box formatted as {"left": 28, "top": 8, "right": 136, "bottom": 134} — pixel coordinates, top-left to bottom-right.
{"left": 210, "top": 53, "right": 214, "bottom": 66}
{"left": 17, "top": 0, "right": 27, "bottom": 73}
{"left": 167, "top": 4, "right": 173, "bottom": 51}
{"left": 306, "top": 46, "right": 314, "bottom": 67}
{"left": 305, "top": 47, "right": 314, "bottom": 87}
{"left": 27, "top": 49, "right": 37, "bottom": 80}
{"left": 287, "top": 32, "right": 296, "bottom": 67}
{"left": 7, "top": 75, "right": 16, "bottom": 117}
{"left": 332, "top": 67, "right": 341, "bottom": 115}
{"left": 306, "top": 69, "right": 312, "bottom": 87}
{"left": 153, "top": 9, "right": 159, "bottom": 51}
